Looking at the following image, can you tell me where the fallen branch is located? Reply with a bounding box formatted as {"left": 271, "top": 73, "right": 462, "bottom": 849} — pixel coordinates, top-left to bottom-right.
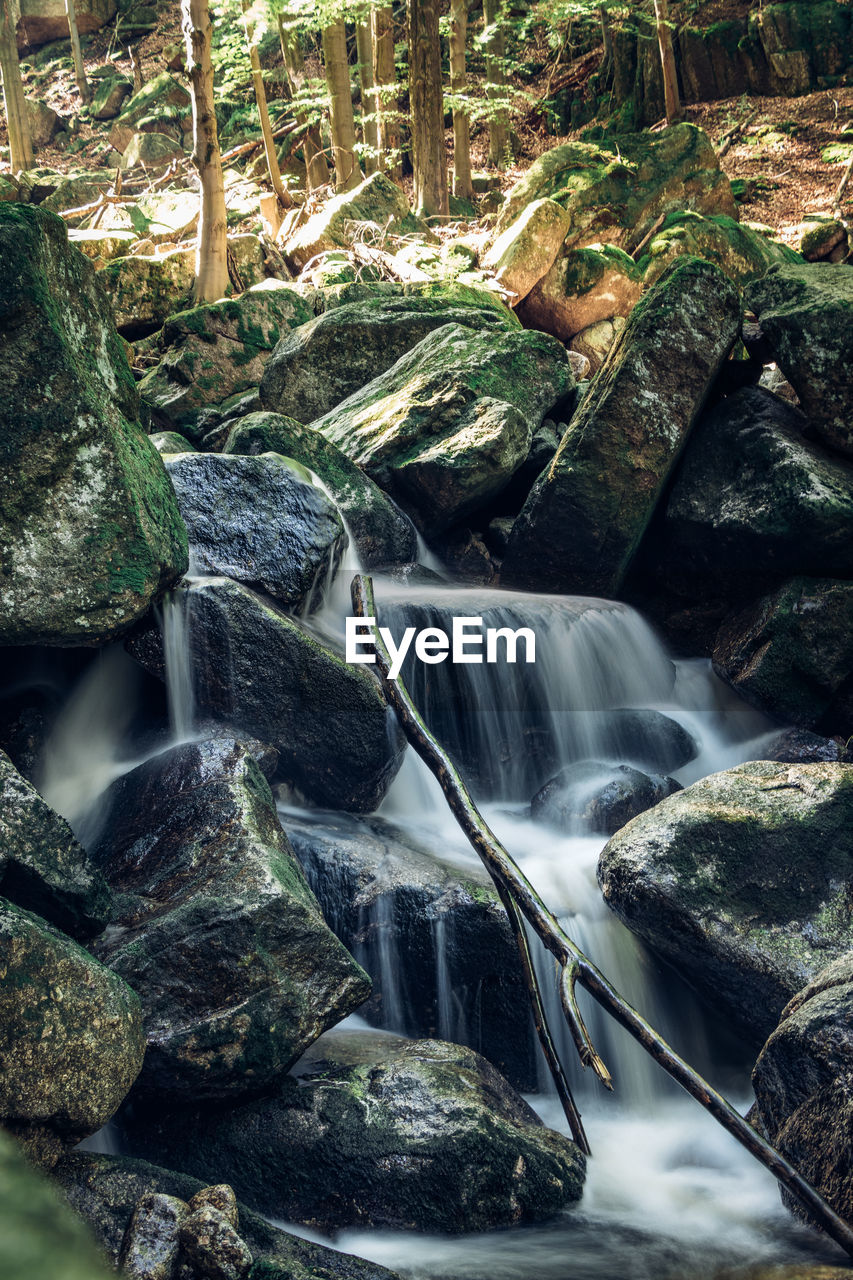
{"left": 630, "top": 211, "right": 666, "bottom": 260}
{"left": 718, "top": 106, "right": 758, "bottom": 157}
{"left": 351, "top": 572, "right": 853, "bottom": 1259}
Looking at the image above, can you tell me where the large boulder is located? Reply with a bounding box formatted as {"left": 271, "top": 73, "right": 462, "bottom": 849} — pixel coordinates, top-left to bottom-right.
{"left": 481, "top": 198, "right": 574, "bottom": 304}
{"left": 0, "top": 749, "right": 111, "bottom": 939}
{"left": 118, "top": 1031, "right": 586, "bottom": 1233}
{"left": 598, "top": 761, "right": 853, "bottom": 1043}
{"left": 164, "top": 452, "right": 345, "bottom": 611}
{"left": 0, "top": 1130, "right": 114, "bottom": 1280}
{"left": 713, "top": 578, "right": 853, "bottom": 737}
{"left": 495, "top": 124, "right": 736, "bottom": 247}
{"left": 98, "top": 247, "right": 196, "bottom": 333}
{"left": 90, "top": 739, "right": 370, "bottom": 1102}
{"left": 224, "top": 412, "right": 418, "bottom": 569}
{"left": 281, "top": 171, "right": 416, "bottom": 269}
{"left": 502, "top": 257, "right": 741, "bottom": 594}
{"left": 126, "top": 579, "right": 406, "bottom": 811}
{"left": 107, "top": 72, "right": 191, "bottom": 155}
{"left": 16, "top": 0, "right": 116, "bottom": 47}
{"left": 0, "top": 900, "right": 145, "bottom": 1147}
{"left": 518, "top": 243, "right": 643, "bottom": 343}
{"left": 310, "top": 323, "right": 573, "bottom": 536}
{"left": 0, "top": 206, "right": 188, "bottom": 647}
{"left": 660, "top": 387, "right": 853, "bottom": 594}
{"left": 745, "top": 263, "right": 853, "bottom": 459}
{"left": 639, "top": 210, "right": 800, "bottom": 288}
{"left": 283, "top": 810, "right": 536, "bottom": 1089}
{"left": 752, "top": 956, "right": 853, "bottom": 1225}
{"left": 55, "top": 1153, "right": 404, "bottom": 1280}
{"left": 259, "top": 295, "right": 517, "bottom": 425}
{"left": 138, "top": 282, "right": 313, "bottom": 432}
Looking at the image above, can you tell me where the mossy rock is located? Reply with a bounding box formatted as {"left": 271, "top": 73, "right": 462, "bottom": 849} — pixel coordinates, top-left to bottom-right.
{"left": 639, "top": 210, "right": 800, "bottom": 286}
{"left": 519, "top": 242, "right": 644, "bottom": 341}
{"left": 98, "top": 246, "right": 195, "bottom": 332}
{"left": 282, "top": 171, "right": 414, "bottom": 269}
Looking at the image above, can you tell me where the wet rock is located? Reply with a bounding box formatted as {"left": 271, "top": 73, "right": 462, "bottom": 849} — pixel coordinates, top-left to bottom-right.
{"left": 224, "top": 412, "right": 418, "bottom": 570}
{"left": 180, "top": 1205, "right": 252, "bottom": 1280}
{"left": 745, "top": 263, "right": 853, "bottom": 459}
{"left": 54, "top": 1152, "right": 403, "bottom": 1280}
{"left": 119, "top": 1032, "right": 586, "bottom": 1233}
{"left": 165, "top": 453, "right": 345, "bottom": 611}
{"left": 0, "top": 900, "right": 145, "bottom": 1144}
{"left": 281, "top": 171, "right": 415, "bottom": 269}
{"left": 481, "top": 198, "right": 573, "bottom": 304}
{"left": 138, "top": 282, "right": 313, "bottom": 431}
{"left": 0, "top": 748, "right": 111, "bottom": 938}
{"left": 127, "top": 579, "right": 405, "bottom": 811}
{"left": 99, "top": 248, "right": 196, "bottom": 333}
{"left": 598, "top": 761, "right": 853, "bottom": 1042}
{"left": 578, "top": 708, "right": 696, "bottom": 774}
{"left": 120, "top": 1193, "right": 186, "bottom": 1280}
{"left": 259, "top": 295, "right": 516, "bottom": 424}
{"left": 660, "top": 387, "right": 853, "bottom": 593}
{"left": 502, "top": 257, "right": 741, "bottom": 595}
{"left": 532, "top": 761, "right": 682, "bottom": 834}
{"left": 311, "top": 323, "right": 573, "bottom": 537}
{"left": 283, "top": 810, "right": 536, "bottom": 1090}
{"left": 90, "top": 738, "right": 370, "bottom": 1102}
{"left": 752, "top": 955, "right": 853, "bottom": 1226}
{"left": 0, "top": 205, "right": 188, "bottom": 646}
{"left": 0, "top": 1129, "right": 114, "bottom": 1280}
{"left": 713, "top": 577, "right": 853, "bottom": 737}
{"left": 758, "top": 727, "right": 845, "bottom": 765}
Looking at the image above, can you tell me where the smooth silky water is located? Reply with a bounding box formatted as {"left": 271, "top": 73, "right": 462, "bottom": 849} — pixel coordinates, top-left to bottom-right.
{"left": 34, "top": 531, "right": 839, "bottom": 1278}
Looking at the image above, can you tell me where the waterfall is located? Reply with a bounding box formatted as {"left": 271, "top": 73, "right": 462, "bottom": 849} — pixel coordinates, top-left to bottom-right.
{"left": 161, "top": 588, "right": 196, "bottom": 741}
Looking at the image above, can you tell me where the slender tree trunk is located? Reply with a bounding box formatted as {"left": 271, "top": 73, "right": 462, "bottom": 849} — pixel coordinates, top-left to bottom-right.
{"left": 449, "top": 0, "right": 473, "bottom": 200}
{"left": 322, "top": 20, "right": 360, "bottom": 193}
{"left": 240, "top": 0, "right": 291, "bottom": 207}
{"left": 0, "top": 0, "right": 33, "bottom": 171}
{"left": 371, "top": 3, "right": 399, "bottom": 179}
{"left": 181, "top": 0, "right": 228, "bottom": 303}
{"left": 483, "top": 0, "right": 510, "bottom": 168}
{"left": 356, "top": 20, "right": 378, "bottom": 175}
{"left": 653, "top": 0, "right": 683, "bottom": 124}
{"left": 408, "top": 0, "right": 448, "bottom": 216}
{"left": 277, "top": 16, "right": 328, "bottom": 191}
{"left": 65, "top": 0, "right": 90, "bottom": 104}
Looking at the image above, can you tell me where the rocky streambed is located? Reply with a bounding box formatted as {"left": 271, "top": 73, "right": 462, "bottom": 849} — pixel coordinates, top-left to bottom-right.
{"left": 0, "top": 141, "right": 852, "bottom": 1280}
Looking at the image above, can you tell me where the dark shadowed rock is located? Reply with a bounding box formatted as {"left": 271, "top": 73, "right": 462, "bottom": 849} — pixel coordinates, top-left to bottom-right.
{"left": 180, "top": 1204, "right": 252, "bottom": 1280}
{"left": 532, "top": 761, "right": 682, "bottom": 834}
{"left": 757, "top": 728, "right": 845, "bottom": 765}
{"left": 165, "top": 452, "right": 345, "bottom": 611}
{"left": 126, "top": 579, "right": 405, "bottom": 811}
{"left": 599, "top": 762, "right": 853, "bottom": 1042}
{"left": 119, "top": 1031, "right": 585, "bottom": 1233}
{"left": 502, "top": 257, "right": 741, "bottom": 595}
{"left": 90, "top": 738, "right": 370, "bottom": 1102}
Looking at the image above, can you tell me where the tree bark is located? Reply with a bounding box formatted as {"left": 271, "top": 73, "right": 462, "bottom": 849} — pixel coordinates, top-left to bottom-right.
{"left": 350, "top": 569, "right": 853, "bottom": 1263}
{"left": 356, "top": 19, "right": 378, "bottom": 175}
{"left": 181, "top": 0, "right": 229, "bottom": 303}
{"left": 371, "top": 3, "right": 399, "bottom": 179}
{"left": 408, "top": 0, "right": 448, "bottom": 216}
{"left": 240, "top": 0, "right": 291, "bottom": 207}
{"left": 449, "top": 0, "right": 473, "bottom": 200}
{"left": 0, "top": 0, "right": 33, "bottom": 172}
{"left": 653, "top": 0, "right": 683, "bottom": 125}
{"left": 277, "top": 16, "right": 328, "bottom": 191}
{"left": 322, "top": 20, "right": 360, "bottom": 193}
{"left": 65, "top": 0, "right": 90, "bottom": 104}
{"left": 483, "top": 0, "right": 510, "bottom": 168}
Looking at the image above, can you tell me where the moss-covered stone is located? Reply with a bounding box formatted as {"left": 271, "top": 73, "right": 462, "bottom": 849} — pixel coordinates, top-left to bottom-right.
{"left": 281, "top": 171, "right": 415, "bottom": 269}
{"left": 0, "top": 205, "right": 188, "bottom": 647}
{"left": 598, "top": 761, "right": 853, "bottom": 1042}
{"left": 119, "top": 1032, "right": 585, "bottom": 1233}
{"left": 503, "top": 257, "right": 741, "bottom": 595}
{"left": 120, "top": 132, "right": 185, "bottom": 172}
{"left": 639, "top": 209, "right": 800, "bottom": 286}
{"left": 482, "top": 198, "right": 574, "bottom": 304}
{"left": 67, "top": 228, "right": 137, "bottom": 269}
{"left": 520, "top": 243, "right": 644, "bottom": 341}
{"left": 0, "top": 749, "right": 111, "bottom": 938}
{"left": 90, "top": 74, "right": 131, "bottom": 121}
{"left": 110, "top": 72, "right": 190, "bottom": 149}
{"left": 138, "top": 281, "right": 313, "bottom": 431}
{"left": 149, "top": 430, "right": 196, "bottom": 455}
{"left": 98, "top": 246, "right": 195, "bottom": 331}
{"left": 310, "top": 323, "right": 573, "bottom": 536}
{"left": 224, "top": 412, "right": 418, "bottom": 569}
{"left": 0, "top": 899, "right": 145, "bottom": 1141}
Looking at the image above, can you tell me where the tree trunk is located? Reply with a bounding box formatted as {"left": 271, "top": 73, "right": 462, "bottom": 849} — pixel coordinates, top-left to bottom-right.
{"left": 356, "top": 20, "right": 378, "bottom": 175}
{"left": 653, "top": 0, "right": 683, "bottom": 125}
{"left": 371, "top": 4, "right": 399, "bottom": 179}
{"left": 0, "top": 0, "right": 33, "bottom": 172}
{"left": 240, "top": 0, "right": 291, "bottom": 207}
{"left": 483, "top": 0, "right": 510, "bottom": 168}
{"left": 322, "top": 20, "right": 360, "bottom": 193}
{"left": 408, "top": 0, "right": 448, "bottom": 216}
{"left": 277, "top": 16, "right": 329, "bottom": 191}
{"left": 65, "top": 0, "right": 90, "bottom": 104}
{"left": 181, "top": 0, "right": 228, "bottom": 303}
{"left": 449, "top": 0, "right": 473, "bottom": 200}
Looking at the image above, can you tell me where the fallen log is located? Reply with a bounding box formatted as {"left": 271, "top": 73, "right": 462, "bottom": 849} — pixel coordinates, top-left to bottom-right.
{"left": 351, "top": 571, "right": 853, "bottom": 1259}
{"left": 718, "top": 106, "right": 758, "bottom": 157}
